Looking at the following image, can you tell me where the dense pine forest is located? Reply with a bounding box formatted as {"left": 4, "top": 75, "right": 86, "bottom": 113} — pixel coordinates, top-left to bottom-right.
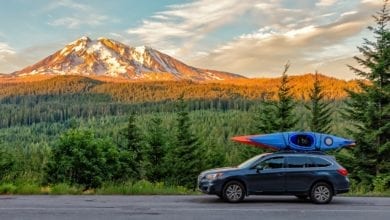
{"left": 0, "top": 76, "right": 379, "bottom": 193}
{"left": 0, "top": 2, "right": 388, "bottom": 195}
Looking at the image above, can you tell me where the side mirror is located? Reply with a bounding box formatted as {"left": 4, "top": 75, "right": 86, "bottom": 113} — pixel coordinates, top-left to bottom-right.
{"left": 256, "top": 166, "right": 264, "bottom": 173}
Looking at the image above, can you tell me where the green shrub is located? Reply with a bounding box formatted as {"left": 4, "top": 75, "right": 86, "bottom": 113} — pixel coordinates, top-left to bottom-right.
{"left": 50, "top": 183, "right": 82, "bottom": 195}
{"left": 14, "top": 183, "right": 41, "bottom": 194}
{"left": 45, "top": 129, "right": 122, "bottom": 189}
{"left": 0, "top": 148, "right": 15, "bottom": 181}
{"left": 373, "top": 174, "right": 390, "bottom": 193}
{"left": 0, "top": 183, "right": 17, "bottom": 194}
{"left": 96, "top": 180, "right": 190, "bottom": 195}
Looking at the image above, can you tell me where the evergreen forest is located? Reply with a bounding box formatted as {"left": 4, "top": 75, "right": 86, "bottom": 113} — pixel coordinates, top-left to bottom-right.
{"left": 0, "top": 2, "right": 388, "bottom": 195}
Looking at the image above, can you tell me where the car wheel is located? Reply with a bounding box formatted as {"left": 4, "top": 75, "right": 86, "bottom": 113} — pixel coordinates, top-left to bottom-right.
{"left": 310, "top": 182, "right": 333, "bottom": 204}
{"left": 295, "top": 195, "right": 308, "bottom": 200}
{"left": 222, "top": 181, "right": 245, "bottom": 203}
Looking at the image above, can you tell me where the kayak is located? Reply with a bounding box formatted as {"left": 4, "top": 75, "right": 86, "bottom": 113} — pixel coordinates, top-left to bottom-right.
{"left": 231, "top": 132, "right": 355, "bottom": 151}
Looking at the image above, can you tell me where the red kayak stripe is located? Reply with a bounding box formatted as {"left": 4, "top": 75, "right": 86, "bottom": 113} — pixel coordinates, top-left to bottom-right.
{"left": 231, "top": 135, "right": 278, "bottom": 151}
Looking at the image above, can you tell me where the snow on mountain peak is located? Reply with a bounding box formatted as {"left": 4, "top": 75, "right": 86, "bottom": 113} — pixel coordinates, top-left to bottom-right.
{"left": 135, "top": 46, "right": 147, "bottom": 55}
{"left": 15, "top": 37, "right": 245, "bottom": 81}
{"left": 80, "top": 36, "right": 91, "bottom": 41}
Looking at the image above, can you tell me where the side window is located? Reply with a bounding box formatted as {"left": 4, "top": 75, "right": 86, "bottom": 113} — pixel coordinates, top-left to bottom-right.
{"left": 311, "top": 157, "right": 332, "bottom": 167}
{"left": 286, "top": 156, "right": 309, "bottom": 168}
{"left": 306, "top": 157, "right": 317, "bottom": 168}
{"left": 258, "top": 157, "right": 284, "bottom": 169}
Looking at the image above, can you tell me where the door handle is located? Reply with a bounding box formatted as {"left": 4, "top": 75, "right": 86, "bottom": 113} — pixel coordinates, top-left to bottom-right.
{"left": 277, "top": 173, "right": 285, "bottom": 176}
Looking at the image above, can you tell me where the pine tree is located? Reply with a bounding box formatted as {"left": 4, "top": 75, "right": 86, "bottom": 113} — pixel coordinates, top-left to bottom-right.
{"left": 0, "top": 147, "right": 15, "bottom": 181}
{"left": 168, "top": 96, "right": 201, "bottom": 189}
{"left": 117, "top": 113, "right": 144, "bottom": 180}
{"left": 254, "top": 63, "right": 298, "bottom": 134}
{"left": 145, "top": 117, "right": 166, "bottom": 182}
{"left": 344, "top": 1, "right": 390, "bottom": 190}
{"left": 275, "top": 63, "right": 298, "bottom": 131}
{"left": 253, "top": 101, "right": 278, "bottom": 133}
{"left": 305, "top": 72, "right": 333, "bottom": 133}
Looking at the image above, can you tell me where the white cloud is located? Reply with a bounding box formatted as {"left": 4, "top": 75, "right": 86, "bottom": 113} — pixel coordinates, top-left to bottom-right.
{"left": 316, "top": 0, "right": 338, "bottom": 7}
{"left": 0, "top": 42, "right": 15, "bottom": 59}
{"left": 48, "top": 15, "right": 109, "bottom": 29}
{"left": 341, "top": 11, "right": 358, "bottom": 17}
{"left": 46, "top": 0, "right": 110, "bottom": 29}
{"left": 127, "top": 0, "right": 256, "bottom": 57}
{"left": 189, "top": 1, "right": 379, "bottom": 79}
{"left": 361, "top": 0, "right": 383, "bottom": 5}
{"left": 46, "top": 0, "right": 90, "bottom": 11}
{"left": 0, "top": 43, "right": 20, "bottom": 73}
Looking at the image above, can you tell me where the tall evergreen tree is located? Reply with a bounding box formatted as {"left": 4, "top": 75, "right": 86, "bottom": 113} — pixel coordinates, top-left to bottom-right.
{"left": 344, "top": 1, "right": 390, "bottom": 190}
{"left": 253, "top": 63, "right": 298, "bottom": 134}
{"left": 0, "top": 147, "right": 15, "bottom": 181}
{"left": 145, "top": 117, "right": 166, "bottom": 182}
{"left": 253, "top": 101, "right": 278, "bottom": 133}
{"left": 168, "top": 95, "right": 201, "bottom": 189}
{"left": 305, "top": 72, "right": 333, "bottom": 133}
{"left": 117, "top": 113, "right": 144, "bottom": 180}
{"left": 275, "top": 63, "right": 298, "bottom": 131}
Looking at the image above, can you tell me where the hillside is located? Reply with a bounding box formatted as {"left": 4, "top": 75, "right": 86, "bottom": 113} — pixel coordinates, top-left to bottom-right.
{"left": 12, "top": 36, "right": 244, "bottom": 81}
{"left": 0, "top": 74, "right": 359, "bottom": 101}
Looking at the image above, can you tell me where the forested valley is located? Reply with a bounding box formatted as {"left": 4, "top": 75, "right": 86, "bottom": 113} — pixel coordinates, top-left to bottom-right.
{"left": 0, "top": 76, "right": 382, "bottom": 194}
{"left": 0, "top": 2, "right": 388, "bottom": 195}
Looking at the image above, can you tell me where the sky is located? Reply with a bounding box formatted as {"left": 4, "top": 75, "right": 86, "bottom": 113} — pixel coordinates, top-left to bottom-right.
{"left": 0, "top": 0, "right": 383, "bottom": 79}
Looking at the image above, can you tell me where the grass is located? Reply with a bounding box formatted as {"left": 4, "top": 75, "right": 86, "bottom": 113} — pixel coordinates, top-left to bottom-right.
{"left": 96, "top": 180, "right": 192, "bottom": 195}
{"left": 50, "top": 183, "right": 83, "bottom": 195}
{"left": 345, "top": 190, "right": 390, "bottom": 197}
{"left": 0, "top": 180, "right": 194, "bottom": 195}
{"left": 0, "top": 181, "right": 387, "bottom": 196}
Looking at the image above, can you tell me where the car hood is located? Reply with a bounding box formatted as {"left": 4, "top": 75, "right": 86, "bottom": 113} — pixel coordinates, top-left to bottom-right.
{"left": 200, "top": 167, "right": 240, "bottom": 175}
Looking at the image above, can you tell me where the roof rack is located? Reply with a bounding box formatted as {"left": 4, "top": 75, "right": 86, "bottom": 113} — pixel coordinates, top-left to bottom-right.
{"left": 273, "top": 150, "right": 326, "bottom": 155}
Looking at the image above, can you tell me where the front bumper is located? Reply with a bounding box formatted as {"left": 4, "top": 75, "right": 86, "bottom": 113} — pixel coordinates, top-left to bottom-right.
{"left": 198, "top": 178, "right": 224, "bottom": 195}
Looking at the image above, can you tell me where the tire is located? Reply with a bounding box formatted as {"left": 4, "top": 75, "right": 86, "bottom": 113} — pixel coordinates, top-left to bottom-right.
{"left": 222, "top": 181, "right": 245, "bottom": 203}
{"left": 310, "top": 182, "right": 333, "bottom": 204}
{"left": 295, "top": 195, "right": 308, "bottom": 200}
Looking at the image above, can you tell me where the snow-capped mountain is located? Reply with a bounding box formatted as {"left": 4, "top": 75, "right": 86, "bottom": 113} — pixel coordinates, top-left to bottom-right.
{"left": 15, "top": 36, "right": 244, "bottom": 81}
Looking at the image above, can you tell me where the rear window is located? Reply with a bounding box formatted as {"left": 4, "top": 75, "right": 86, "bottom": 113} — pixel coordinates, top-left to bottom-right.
{"left": 311, "top": 157, "right": 332, "bottom": 167}
{"left": 286, "top": 156, "right": 310, "bottom": 168}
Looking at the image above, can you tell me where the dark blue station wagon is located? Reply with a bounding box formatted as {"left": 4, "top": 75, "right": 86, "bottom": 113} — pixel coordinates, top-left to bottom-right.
{"left": 198, "top": 152, "right": 349, "bottom": 204}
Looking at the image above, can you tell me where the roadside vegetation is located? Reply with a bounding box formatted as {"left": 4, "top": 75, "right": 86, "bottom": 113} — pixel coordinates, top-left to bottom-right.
{"left": 0, "top": 1, "right": 388, "bottom": 195}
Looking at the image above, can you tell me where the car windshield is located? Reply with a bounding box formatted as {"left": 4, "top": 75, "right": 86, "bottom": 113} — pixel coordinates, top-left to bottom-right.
{"left": 237, "top": 153, "right": 270, "bottom": 168}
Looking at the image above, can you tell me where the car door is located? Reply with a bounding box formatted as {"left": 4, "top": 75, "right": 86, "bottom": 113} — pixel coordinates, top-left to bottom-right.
{"left": 245, "top": 156, "right": 286, "bottom": 193}
{"left": 284, "top": 156, "right": 314, "bottom": 192}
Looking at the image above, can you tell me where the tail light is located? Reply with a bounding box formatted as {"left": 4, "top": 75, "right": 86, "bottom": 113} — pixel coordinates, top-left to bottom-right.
{"left": 337, "top": 168, "right": 348, "bottom": 176}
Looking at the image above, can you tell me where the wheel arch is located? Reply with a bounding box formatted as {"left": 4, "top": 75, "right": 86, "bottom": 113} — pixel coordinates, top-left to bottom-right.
{"left": 222, "top": 178, "right": 249, "bottom": 196}
{"left": 310, "top": 179, "right": 335, "bottom": 195}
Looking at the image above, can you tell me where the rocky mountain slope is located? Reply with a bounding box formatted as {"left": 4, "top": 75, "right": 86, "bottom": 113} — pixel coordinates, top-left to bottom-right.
{"left": 14, "top": 36, "right": 244, "bottom": 81}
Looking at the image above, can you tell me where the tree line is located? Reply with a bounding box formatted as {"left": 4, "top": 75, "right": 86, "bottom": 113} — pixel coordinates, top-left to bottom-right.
{"left": 0, "top": 1, "right": 388, "bottom": 192}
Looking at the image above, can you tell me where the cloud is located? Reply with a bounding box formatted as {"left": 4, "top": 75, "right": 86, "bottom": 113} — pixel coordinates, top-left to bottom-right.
{"left": 361, "top": 0, "right": 383, "bottom": 5}
{"left": 0, "top": 42, "right": 62, "bottom": 73}
{"left": 46, "top": 0, "right": 90, "bottom": 11}
{"left": 0, "top": 42, "right": 15, "bottom": 62}
{"left": 46, "top": 0, "right": 111, "bottom": 29}
{"left": 48, "top": 15, "right": 109, "bottom": 29}
{"left": 127, "top": 0, "right": 256, "bottom": 56}
{"left": 188, "top": 0, "right": 380, "bottom": 79}
{"left": 316, "top": 0, "right": 338, "bottom": 7}
{"left": 0, "top": 42, "right": 20, "bottom": 73}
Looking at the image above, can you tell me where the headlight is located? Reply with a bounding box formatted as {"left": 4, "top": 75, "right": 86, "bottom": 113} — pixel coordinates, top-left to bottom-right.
{"left": 206, "top": 173, "right": 224, "bottom": 180}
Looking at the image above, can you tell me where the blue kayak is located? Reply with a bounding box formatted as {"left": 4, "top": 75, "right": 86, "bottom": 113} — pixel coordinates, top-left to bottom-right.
{"left": 231, "top": 132, "right": 355, "bottom": 151}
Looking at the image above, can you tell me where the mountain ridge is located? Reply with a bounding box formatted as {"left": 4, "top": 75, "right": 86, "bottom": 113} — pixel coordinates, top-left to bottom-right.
{"left": 13, "top": 36, "right": 244, "bottom": 82}
{"left": 0, "top": 74, "right": 360, "bottom": 101}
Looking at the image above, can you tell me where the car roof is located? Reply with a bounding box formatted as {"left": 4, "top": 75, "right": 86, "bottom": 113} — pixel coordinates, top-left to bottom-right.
{"left": 272, "top": 151, "right": 326, "bottom": 156}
